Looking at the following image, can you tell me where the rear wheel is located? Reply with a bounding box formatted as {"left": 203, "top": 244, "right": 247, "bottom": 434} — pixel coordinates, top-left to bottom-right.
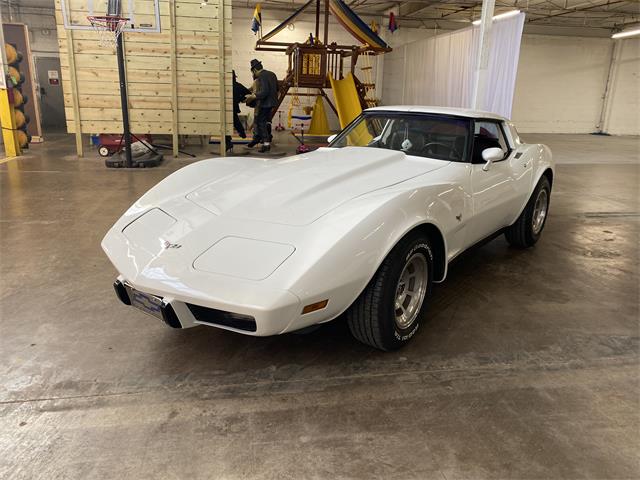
{"left": 505, "top": 176, "right": 551, "bottom": 248}
{"left": 347, "top": 232, "right": 433, "bottom": 351}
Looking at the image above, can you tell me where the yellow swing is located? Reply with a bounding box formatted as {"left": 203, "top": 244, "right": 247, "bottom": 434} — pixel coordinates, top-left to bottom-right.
{"left": 287, "top": 50, "right": 315, "bottom": 131}
{"left": 288, "top": 87, "right": 313, "bottom": 131}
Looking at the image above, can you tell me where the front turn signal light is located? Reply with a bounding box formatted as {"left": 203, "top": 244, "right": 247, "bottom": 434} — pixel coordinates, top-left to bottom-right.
{"left": 301, "top": 299, "right": 329, "bottom": 315}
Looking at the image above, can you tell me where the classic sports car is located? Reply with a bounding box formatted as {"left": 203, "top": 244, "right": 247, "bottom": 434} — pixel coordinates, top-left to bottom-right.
{"left": 103, "top": 106, "right": 554, "bottom": 350}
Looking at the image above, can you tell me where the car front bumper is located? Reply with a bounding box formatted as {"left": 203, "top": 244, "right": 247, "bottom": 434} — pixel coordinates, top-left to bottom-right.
{"left": 112, "top": 276, "right": 302, "bottom": 336}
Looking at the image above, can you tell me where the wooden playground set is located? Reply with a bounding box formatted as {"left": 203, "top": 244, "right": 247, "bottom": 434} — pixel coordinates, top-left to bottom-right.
{"left": 254, "top": 0, "right": 392, "bottom": 137}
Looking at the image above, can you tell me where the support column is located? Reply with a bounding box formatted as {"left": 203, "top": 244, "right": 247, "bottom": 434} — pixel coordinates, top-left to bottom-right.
{"left": 67, "top": 30, "right": 83, "bottom": 157}
{"left": 323, "top": 0, "right": 329, "bottom": 46}
{"left": 217, "top": 0, "right": 227, "bottom": 156}
{"left": 401, "top": 45, "right": 407, "bottom": 104}
{"left": 374, "top": 18, "right": 386, "bottom": 104}
{"left": 596, "top": 40, "right": 621, "bottom": 134}
{"left": 471, "top": 0, "right": 496, "bottom": 111}
{"left": 0, "top": 88, "right": 21, "bottom": 157}
{"left": 169, "top": 0, "right": 179, "bottom": 156}
{"left": 315, "top": 0, "right": 320, "bottom": 41}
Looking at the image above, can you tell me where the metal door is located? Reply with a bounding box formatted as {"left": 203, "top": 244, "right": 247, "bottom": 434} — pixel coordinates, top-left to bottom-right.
{"left": 34, "top": 57, "right": 66, "bottom": 133}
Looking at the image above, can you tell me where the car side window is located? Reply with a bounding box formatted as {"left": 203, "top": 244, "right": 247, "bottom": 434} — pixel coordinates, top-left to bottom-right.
{"left": 472, "top": 121, "right": 510, "bottom": 164}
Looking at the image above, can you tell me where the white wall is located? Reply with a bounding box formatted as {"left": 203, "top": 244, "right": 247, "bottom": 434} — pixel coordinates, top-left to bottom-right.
{"left": 382, "top": 28, "right": 639, "bottom": 135}
{"left": 606, "top": 38, "right": 640, "bottom": 136}
{"left": 511, "top": 34, "right": 636, "bottom": 135}
{"left": 511, "top": 34, "right": 610, "bottom": 133}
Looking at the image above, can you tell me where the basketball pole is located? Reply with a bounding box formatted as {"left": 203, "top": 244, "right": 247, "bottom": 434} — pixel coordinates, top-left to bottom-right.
{"left": 115, "top": 30, "right": 133, "bottom": 168}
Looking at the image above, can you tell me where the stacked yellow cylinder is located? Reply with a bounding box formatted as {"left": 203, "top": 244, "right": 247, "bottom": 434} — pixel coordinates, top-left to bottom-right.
{"left": 7, "top": 43, "right": 30, "bottom": 147}
{"left": 1, "top": 42, "right": 28, "bottom": 156}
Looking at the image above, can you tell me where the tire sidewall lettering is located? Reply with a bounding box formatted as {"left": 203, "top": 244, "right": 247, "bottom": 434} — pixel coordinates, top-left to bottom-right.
{"left": 395, "top": 321, "right": 419, "bottom": 341}
{"left": 405, "top": 243, "right": 432, "bottom": 263}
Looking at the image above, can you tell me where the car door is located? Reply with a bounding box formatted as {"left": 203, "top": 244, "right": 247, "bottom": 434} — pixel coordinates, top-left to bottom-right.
{"left": 467, "top": 120, "right": 532, "bottom": 245}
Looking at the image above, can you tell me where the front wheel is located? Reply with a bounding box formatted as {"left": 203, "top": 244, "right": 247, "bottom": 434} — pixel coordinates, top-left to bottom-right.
{"left": 505, "top": 176, "right": 551, "bottom": 248}
{"left": 347, "top": 233, "right": 433, "bottom": 351}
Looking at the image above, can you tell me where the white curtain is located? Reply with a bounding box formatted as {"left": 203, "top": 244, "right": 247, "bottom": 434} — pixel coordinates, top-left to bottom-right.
{"left": 400, "top": 13, "right": 525, "bottom": 118}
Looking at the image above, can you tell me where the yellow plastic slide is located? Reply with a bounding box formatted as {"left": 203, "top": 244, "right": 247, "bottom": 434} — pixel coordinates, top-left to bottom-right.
{"left": 329, "top": 73, "right": 372, "bottom": 145}
{"left": 329, "top": 72, "right": 362, "bottom": 129}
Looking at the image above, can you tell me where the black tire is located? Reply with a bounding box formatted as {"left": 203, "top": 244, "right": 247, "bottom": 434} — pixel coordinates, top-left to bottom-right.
{"left": 505, "top": 176, "right": 551, "bottom": 248}
{"left": 347, "top": 232, "right": 433, "bottom": 351}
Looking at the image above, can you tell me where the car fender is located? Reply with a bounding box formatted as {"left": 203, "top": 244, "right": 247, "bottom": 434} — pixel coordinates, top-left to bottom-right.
{"left": 280, "top": 181, "right": 461, "bottom": 332}
{"left": 532, "top": 143, "right": 554, "bottom": 188}
{"left": 506, "top": 143, "right": 554, "bottom": 226}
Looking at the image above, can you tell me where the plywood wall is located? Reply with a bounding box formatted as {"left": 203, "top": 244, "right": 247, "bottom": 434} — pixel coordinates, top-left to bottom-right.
{"left": 55, "top": 0, "right": 232, "bottom": 139}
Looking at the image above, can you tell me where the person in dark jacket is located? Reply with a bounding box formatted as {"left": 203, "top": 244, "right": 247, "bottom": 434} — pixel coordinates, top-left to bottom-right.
{"left": 232, "top": 70, "right": 249, "bottom": 138}
{"left": 225, "top": 70, "right": 250, "bottom": 151}
{"left": 244, "top": 59, "right": 278, "bottom": 153}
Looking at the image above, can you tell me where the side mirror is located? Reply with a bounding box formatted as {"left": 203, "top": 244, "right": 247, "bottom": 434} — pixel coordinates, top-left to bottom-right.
{"left": 327, "top": 134, "right": 337, "bottom": 144}
{"left": 481, "top": 147, "right": 504, "bottom": 171}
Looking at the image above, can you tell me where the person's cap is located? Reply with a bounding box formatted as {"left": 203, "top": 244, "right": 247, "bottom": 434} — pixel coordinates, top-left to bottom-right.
{"left": 250, "top": 59, "right": 263, "bottom": 70}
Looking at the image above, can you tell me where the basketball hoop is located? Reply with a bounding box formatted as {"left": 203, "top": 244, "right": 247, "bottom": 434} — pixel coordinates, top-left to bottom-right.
{"left": 87, "top": 15, "right": 129, "bottom": 48}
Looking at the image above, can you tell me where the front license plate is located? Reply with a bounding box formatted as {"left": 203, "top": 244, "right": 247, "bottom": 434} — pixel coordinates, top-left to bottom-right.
{"left": 128, "top": 287, "right": 164, "bottom": 321}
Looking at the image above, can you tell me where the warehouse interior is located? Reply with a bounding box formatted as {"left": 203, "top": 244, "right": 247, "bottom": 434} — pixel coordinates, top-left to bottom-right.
{"left": 1, "top": 0, "right": 639, "bottom": 478}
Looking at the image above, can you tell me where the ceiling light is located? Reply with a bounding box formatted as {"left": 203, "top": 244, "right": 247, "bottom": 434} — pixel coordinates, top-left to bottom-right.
{"left": 472, "top": 10, "right": 521, "bottom": 25}
{"left": 612, "top": 28, "right": 640, "bottom": 39}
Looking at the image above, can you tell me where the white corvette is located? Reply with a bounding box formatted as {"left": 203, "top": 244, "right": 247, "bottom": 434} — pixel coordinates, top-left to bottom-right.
{"left": 103, "top": 106, "right": 554, "bottom": 350}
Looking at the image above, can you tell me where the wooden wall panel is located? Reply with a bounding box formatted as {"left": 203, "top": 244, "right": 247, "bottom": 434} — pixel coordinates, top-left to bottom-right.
{"left": 55, "top": 0, "right": 232, "bottom": 140}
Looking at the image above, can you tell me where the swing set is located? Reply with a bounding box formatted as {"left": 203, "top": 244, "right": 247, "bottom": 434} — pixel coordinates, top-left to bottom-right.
{"left": 255, "top": 0, "right": 391, "bottom": 133}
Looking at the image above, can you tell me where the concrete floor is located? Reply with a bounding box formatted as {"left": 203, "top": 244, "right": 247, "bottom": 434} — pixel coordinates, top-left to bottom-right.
{"left": 1, "top": 133, "right": 638, "bottom": 479}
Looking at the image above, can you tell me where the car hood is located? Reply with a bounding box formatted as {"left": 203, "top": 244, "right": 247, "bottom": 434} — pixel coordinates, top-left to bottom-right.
{"left": 186, "top": 147, "right": 449, "bottom": 226}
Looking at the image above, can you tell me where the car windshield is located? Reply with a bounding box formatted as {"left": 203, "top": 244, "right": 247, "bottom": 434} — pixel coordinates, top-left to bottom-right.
{"left": 328, "top": 112, "right": 471, "bottom": 162}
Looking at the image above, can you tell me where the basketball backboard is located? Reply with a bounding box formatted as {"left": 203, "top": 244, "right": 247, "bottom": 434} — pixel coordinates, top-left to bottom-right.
{"left": 59, "top": 0, "right": 161, "bottom": 33}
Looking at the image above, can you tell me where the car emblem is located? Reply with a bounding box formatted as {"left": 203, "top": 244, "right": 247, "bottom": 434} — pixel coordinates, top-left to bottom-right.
{"left": 163, "top": 240, "right": 182, "bottom": 249}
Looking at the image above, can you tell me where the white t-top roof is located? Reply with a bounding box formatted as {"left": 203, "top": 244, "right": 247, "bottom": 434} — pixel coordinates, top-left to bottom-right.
{"left": 366, "top": 105, "right": 509, "bottom": 121}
